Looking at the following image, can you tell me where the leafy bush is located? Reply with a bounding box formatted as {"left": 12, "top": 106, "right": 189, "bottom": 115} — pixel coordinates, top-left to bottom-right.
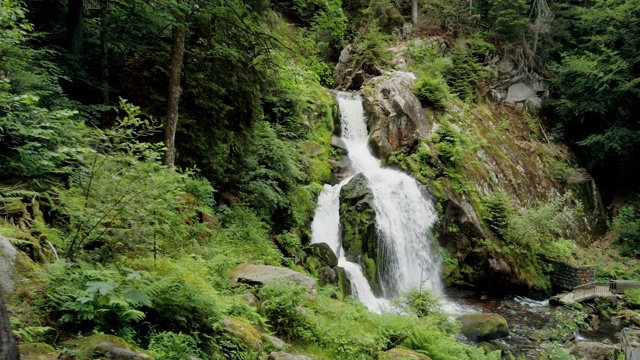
{"left": 613, "top": 202, "right": 640, "bottom": 257}
{"left": 395, "top": 289, "right": 444, "bottom": 318}
{"left": 480, "top": 191, "right": 512, "bottom": 236}
{"left": 414, "top": 76, "right": 450, "bottom": 111}
{"left": 445, "top": 39, "right": 493, "bottom": 100}
{"left": 625, "top": 288, "right": 640, "bottom": 309}
{"left": 258, "top": 283, "right": 316, "bottom": 343}
{"left": 147, "top": 331, "right": 206, "bottom": 360}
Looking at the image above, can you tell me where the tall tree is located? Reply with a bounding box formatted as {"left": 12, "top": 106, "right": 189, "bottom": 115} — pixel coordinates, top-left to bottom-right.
{"left": 0, "top": 292, "right": 19, "bottom": 360}
{"left": 163, "top": 7, "right": 186, "bottom": 168}
{"left": 67, "top": 0, "right": 83, "bottom": 56}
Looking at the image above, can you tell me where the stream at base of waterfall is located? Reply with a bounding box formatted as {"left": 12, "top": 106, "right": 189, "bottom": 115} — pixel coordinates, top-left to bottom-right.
{"left": 310, "top": 91, "right": 443, "bottom": 313}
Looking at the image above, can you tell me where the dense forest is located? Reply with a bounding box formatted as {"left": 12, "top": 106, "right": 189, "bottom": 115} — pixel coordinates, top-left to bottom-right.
{"left": 1, "top": 0, "right": 639, "bottom": 359}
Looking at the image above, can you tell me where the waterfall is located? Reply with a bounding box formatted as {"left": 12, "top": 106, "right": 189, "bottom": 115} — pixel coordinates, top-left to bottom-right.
{"left": 311, "top": 91, "right": 443, "bottom": 313}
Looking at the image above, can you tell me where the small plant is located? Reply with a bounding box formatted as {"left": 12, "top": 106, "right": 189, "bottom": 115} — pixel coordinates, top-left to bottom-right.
{"left": 395, "top": 288, "right": 444, "bottom": 318}
{"left": 414, "top": 76, "right": 450, "bottom": 111}
{"left": 625, "top": 288, "right": 640, "bottom": 309}
{"left": 258, "top": 282, "right": 316, "bottom": 342}
{"left": 147, "top": 331, "right": 206, "bottom": 360}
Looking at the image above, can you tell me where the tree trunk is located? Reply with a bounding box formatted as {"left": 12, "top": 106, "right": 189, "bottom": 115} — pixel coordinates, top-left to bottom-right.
{"left": 67, "top": 0, "right": 83, "bottom": 56}
{"left": 412, "top": 0, "right": 419, "bottom": 24}
{"left": 0, "top": 292, "right": 19, "bottom": 360}
{"left": 163, "top": 19, "right": 186, "bottom": 168}
{"left": 100, "top": 0, "right": 109, "bottom": 105}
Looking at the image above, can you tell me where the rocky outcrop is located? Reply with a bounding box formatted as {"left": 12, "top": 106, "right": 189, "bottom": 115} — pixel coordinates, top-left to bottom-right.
{"left": 488, "top": 58, "right": 549, "bottom": 112}
{"left": 309, "top": 243, "right": 338, "bottom": 267}
{"left": 459, "top": 313, "right": 509, "bottom": 342}
{"left": 0, "top": 290, "right": 19, "bottom": 360}
{"left": 339, "top": 173, "right": 383, "bottom": 296}
{"left": 230, "top": 264, "right": 316, "bottom": 292}
{"left": 362, "top": 71, "right": 429, "bottom": 161}
{"left": 333, "top": 45, "right": 381, "bottom": 91}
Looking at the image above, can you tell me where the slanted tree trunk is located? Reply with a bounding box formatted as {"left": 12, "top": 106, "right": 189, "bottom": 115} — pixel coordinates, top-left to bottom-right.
{"left": 0, "top": 292, "right": 19, "bottom": 360}
{"left": 163, "top": 17, "right": 186, "bottom": 168}
{"left": 412, "top": 0, "right": 419, "bottom": 23}
{"left": 67, "top": 0, "right": 83, "bottom": 56}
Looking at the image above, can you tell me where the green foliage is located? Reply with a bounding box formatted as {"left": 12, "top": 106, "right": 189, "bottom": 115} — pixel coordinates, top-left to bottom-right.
{"left": 613, "top": 201, "right": 640, "bottom": 257}
{"left": 414, "top": 76, "right": 450, "bottom": 111}
{"left": 433, "top": 122, "right": 467, "bottom": 167}
{"left": 446, "top": 39, "right": 493, "bottom": 100}
{"left": 45, "top": 261, "right": 151, "bottom": 340}
{"left": 258, "top": 283, "right": 316, "bottom": 342}
{"left": 624, "top": 288, "right": 640, "bottom": 309}
{"left": 486, "top": 0, "right": 529, "bottom": 41}
{"left": 147, "top": 331, "right": 207, "bottom": 360}
{"left": 395, "top": 289, "right": 444, "bottom": 318}
{"left": 480, "top": 191, "right": 512, "bottom": 236}
{"left": 353, "top": 21, "right": 394, "bottom": 68}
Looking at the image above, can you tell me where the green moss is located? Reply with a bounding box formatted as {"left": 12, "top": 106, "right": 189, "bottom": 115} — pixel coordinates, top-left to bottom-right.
{"left": 62, "top": 334, "right": 147, "bottom": 360}
{"left": 18, "top": 343, "right": 57, "bottom": 360}
{"left": 222, "top": 317, "right": 262, "bottom": 351}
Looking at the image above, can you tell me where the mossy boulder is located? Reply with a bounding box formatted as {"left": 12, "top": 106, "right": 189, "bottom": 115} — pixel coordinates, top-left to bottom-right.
{"left": 62, "top": 334, "right": 151, "bottom": 360}
{"left": 379, "top": 348, "right": 432, "bottom": 360}
{"left": 18, "top": 343, "right": 57, "bottom": 360}
{"left": 459, "top": 313, "right": 509, "bottom": 342}
{"left": 222, "top": 317, "right": 262, "bottom": 351}
{"left": 309, "top": 243, "right": 338, "bottom": 267}
{"left": 339, "top": 173, "right": 383, "bottom": 296}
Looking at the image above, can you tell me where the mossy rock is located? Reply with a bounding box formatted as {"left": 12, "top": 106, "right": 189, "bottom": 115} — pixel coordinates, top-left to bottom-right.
{"left": 61, "top": 334, "right": 151, "bottom": 360}
{"left": 309, "top": 242, "right": 338, "bottom": 267}
{"left": 339, "top": 173, "right": 384, "bottom": 296}
{"left": 379, "top": 348, "right": 432, "bottom": 360}
{"left": 222, "top": 317, "right": 262, "bottom": 351}
{"left": 19, "top": 343, "right": 57, "bottom": 360}
{"left": 459, "top": 313, "right": 509, "bottom": 342}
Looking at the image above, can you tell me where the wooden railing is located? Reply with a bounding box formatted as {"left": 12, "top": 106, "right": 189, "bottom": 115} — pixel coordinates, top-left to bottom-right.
{"left": 573, "top": 280, "right": 640, "bottom": 294}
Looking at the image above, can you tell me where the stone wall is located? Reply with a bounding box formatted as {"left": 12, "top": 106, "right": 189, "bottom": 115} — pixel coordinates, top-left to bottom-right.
{"left": 549, "top": 260, "right": 596, "bottom": 291}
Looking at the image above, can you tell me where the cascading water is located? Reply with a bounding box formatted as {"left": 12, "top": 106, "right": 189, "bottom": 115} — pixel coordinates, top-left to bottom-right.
{"left": 311, "top": 91, "right": 443, "bottom": 313}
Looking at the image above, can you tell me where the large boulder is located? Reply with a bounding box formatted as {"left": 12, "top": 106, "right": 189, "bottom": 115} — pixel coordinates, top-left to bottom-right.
{"left": 339, "top": 173, "right": 383, "bottom": 296}
{"left": 63, "top": 334, "right": 151, "bottom": 360}
{"left": 230, "top": 264, "right": 316, "bottom": 292}
{"left": 309, "top": 243, "right": 338, "bottom": 267}
{"left": 459, "top": 313, "right": 509, "bottom": 342}
{"left": 362, "top": 71, "right": 429, "bottom": 161}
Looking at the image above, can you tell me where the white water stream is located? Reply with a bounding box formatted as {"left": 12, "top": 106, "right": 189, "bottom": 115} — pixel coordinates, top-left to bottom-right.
{"left": 311, "top": 92, "right": 442, "bottom": 313}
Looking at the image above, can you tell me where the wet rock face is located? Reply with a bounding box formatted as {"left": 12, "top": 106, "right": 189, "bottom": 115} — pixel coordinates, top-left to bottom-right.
{"left": 459, "top": 313, "right": 509, "bottom": 342}
{"left": 338, "top": 173, "right": 383, "bottom": 296}
{"left": 362, "top": 71, "right": 430, "bottom": 161}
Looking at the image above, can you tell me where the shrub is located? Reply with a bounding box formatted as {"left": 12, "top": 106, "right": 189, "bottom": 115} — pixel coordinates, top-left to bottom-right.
{"left": 258, "top": 283, "right": 316, "bottom": 342}
{"left": 480, "top": 192, "right": 512, "bottom": 236}
{"left": 147, "top": 331, "right": 206, "bottom": 360}
{"left": 396, "top": 288, "right": 444, "bottom": 318}
{"left": 613, "top": 202, "right": 640, "bottom": 257}
{"left": 625, "top": 288, "right": 640, "bottom": 309}
{"left": 414, "top": 76, "right": 450, "bottom": 111}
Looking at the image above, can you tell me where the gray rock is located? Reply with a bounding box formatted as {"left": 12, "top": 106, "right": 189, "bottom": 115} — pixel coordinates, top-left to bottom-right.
{"left": 568, "top": 341, "right": 618, "bottom": 360}
{"left": 242, "top": 290, "right": 259, "bottom": 307}
{"left": 0, "top": 236, "right": 17, "bottom": 295}
{"left": 309, "top": 243, "right": 338, "bottom": 267}
{"left": 362, "top": 71, "right": 429, "bottom": 161}
{"left": 268, "top": 351, "right": 312, "bottom": 360}
{"left": 459, "top": 313, "right": 509, "bottom": 342}
{"left": 330, "top": 134, "right": 347, "bottom": 150}
{"left": 506, "top": 83, "right": 535, "bottom": 103}
{"left": 230, "top": 264, "right": 316, "bottom": 291}
{"left": 95, "top": 342, "right": 151, "bottom": 360}
{"left": 264, "top": 334, "right": 287, "bottom": 351}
